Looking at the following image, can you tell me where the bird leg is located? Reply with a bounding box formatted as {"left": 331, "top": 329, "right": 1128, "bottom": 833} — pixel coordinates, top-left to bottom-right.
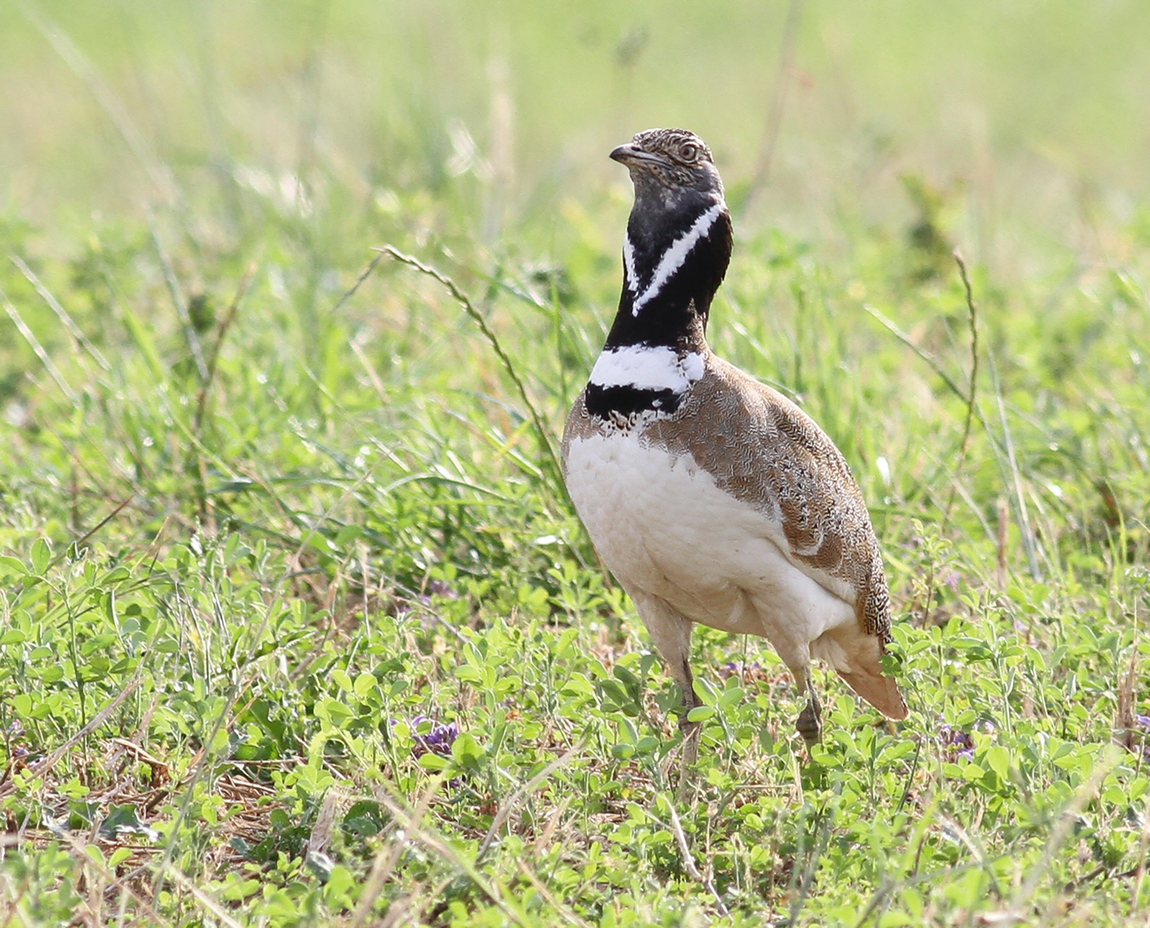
{"left": 795, "top": 683, "right": 822, "bottom": 748}
{"left": 632, "top": 597, "right": 700, "bottom": 778}
{"left": 676, "top": 657, "right": 702, "bottom": 769}
{"left": 758, "top": 624, "right": 822, "bottom": 752}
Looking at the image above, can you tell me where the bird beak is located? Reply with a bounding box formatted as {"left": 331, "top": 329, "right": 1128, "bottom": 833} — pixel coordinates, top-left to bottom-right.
{"left": 610, "top": 143, "right": 670, "bottom": 169}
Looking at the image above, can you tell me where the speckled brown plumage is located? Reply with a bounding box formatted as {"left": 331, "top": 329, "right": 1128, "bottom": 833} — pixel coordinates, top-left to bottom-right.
{"left": 659, "top": 355, "right": 891, "bottom": 640}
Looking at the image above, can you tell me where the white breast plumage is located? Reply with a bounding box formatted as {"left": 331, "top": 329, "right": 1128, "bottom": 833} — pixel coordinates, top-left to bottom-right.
{"left": 563, "top": 426, "right": 856, "bottom": 642}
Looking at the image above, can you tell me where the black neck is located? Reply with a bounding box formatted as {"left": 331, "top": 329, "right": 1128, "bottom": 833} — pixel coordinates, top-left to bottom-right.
{"left": 604, "top": 205, "right": 733, "bottom": 351}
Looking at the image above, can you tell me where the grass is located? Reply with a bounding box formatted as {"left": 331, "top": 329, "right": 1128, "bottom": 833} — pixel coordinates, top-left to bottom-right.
{"left": 2, "top": 1, "right": 1150, "bottom": 925}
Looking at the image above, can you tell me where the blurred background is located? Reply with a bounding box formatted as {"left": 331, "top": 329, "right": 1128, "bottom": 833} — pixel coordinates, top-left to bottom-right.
{"left": 2, "top": 0, "right": 1148, "bottom": 279}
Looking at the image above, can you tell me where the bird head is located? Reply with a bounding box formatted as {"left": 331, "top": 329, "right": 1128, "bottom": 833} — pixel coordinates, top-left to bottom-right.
{"left": 610, "top": 128, "right": 726, "bottom": 222}
{"left": 607, "top": 129, "right": 731, "bottom": 335}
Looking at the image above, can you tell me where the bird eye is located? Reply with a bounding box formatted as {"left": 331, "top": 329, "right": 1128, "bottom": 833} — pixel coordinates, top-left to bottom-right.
{"left": 680, "top": 143, "right": 698, "bottom": 162}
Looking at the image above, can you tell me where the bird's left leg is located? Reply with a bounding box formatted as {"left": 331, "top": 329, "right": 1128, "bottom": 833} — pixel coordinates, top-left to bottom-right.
{"left": 750, "top": 609, "right": 822, "bottom": 749}
{"left": 795, "top": 679, "right": 822, "bottom": 748}
{"left": 632, "top": 594, "right": 700, "bottom": 767}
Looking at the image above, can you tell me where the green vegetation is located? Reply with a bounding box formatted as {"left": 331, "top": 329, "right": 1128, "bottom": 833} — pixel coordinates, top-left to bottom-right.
{"left": 2, "top": 1, "right": 1150, "bottom": 924}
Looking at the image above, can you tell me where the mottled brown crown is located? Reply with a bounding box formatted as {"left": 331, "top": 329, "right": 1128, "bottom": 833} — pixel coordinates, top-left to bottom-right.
{"left": 628, "top": 128, "right": 713, "bottom": 165}
{"left": 611, "top": 128, "right": 721, "bottom": 190}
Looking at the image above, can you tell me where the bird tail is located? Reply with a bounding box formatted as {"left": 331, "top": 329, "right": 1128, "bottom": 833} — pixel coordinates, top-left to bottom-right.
{"left": 813, "top": 628, "right": 909, "bottom": 720}
{"left": 837, "top": 665, "right": 908, "bottom": 719}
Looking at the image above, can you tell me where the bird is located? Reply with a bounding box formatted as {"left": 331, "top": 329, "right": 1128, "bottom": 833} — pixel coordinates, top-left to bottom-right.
{"left": 561, "top": 128, "right": 908, "bottom": 764}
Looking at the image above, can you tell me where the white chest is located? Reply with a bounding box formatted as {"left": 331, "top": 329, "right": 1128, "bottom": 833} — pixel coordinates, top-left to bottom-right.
{"left": 563, "top": 427, "right": 855, "bottom": 640}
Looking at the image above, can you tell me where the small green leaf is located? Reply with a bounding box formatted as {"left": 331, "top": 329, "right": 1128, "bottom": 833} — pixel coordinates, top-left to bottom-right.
{"left": 456, "top": 666, "right": 484, "bottom": 684}
{"left": 451, "top": 732, "right": 485, "bottom": 769}
{"left": 985, "top": 745, "right": 1010, "bottom": 781}
{"left": 319, "top": 697, "right": 354, "bottom": 726}
{"left": 0, "top": 555, "right": 26, "bottom": 576}
{"left": 325, "top": 863, "right": 355, "bottom": 900}
{"left": 342, "top": 800, "right": 387, "bottom": 837}
{"left": 718, "top": 685, "right": 743, "bottom": 710}
{"left": 686, "top": 706, "right": 714, "bottom": 723}
{"left": 417, "top": 752, "right": 448, "bottom": 772}
{"left": 353, "top": 671, "right": 376, "bottom": 700}
{"left": 31, "top": 538, "right": 51, "bottom": 575}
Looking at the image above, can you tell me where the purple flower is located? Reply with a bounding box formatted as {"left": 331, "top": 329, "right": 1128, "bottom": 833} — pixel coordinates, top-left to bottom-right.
{"left": 1133, "top": 715, "right": 1150, "bottom": 764}
{"left": 938, "top": 722, "right": 975, "bottom": 761}
{"left": 407, "top": 716, "right": 459, "bottom": 759}
{"left": 718, "top": 660, "right": 763, "bottom": 680}
{"left": 426, "top": 579, "right": 459, "bottom": 600}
